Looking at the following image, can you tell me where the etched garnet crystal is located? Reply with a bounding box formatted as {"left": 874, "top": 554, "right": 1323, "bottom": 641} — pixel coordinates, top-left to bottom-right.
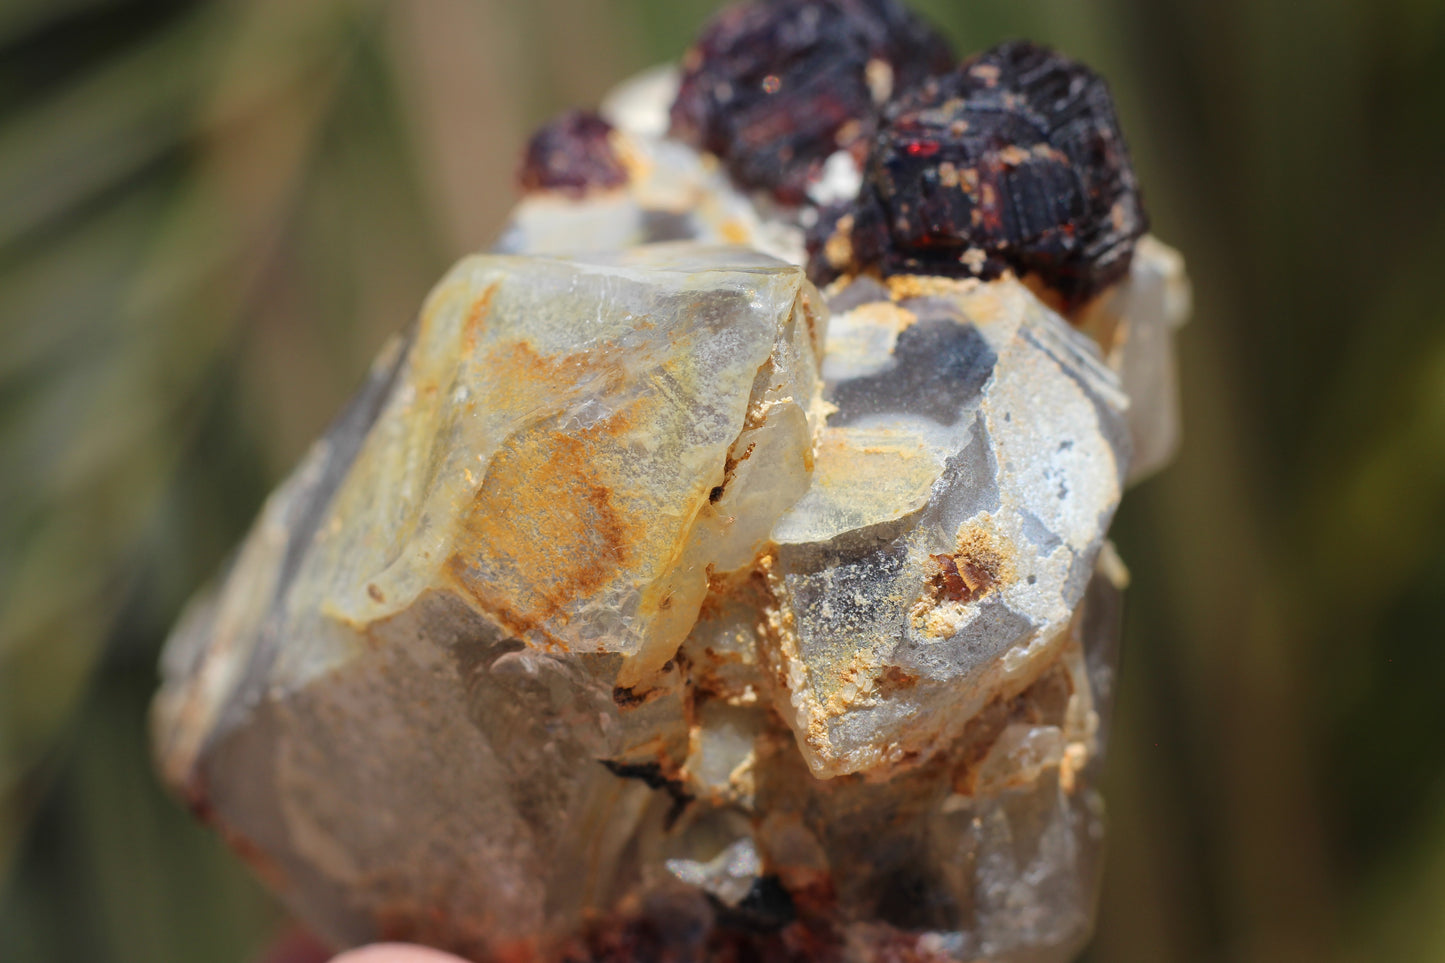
{"left": 518, "top": 109, "right": 630, "bottom": 197}
{"left": 808, "top": 41, "right": 1148, "bottom": 311}
{"left": 669, "top": 0, "right": 953, "bottom": 203}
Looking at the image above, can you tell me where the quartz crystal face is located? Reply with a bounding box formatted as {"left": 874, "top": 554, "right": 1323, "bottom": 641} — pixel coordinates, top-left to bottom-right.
{"left": 154, "top": 3, "right": 1190, "bottom": 960}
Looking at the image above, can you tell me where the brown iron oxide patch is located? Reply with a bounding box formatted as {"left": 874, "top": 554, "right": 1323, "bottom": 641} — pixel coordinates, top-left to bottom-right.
{"left": 446, "top": 426, "right": 637, "bottom": 644}
{"left": 924, "top": 553, "right": 994, "bottom": 604}
{"left": 461, "top": 282, "right": 500, "bottom": 354}
{"left": 922, "top": 523, "right": 1013, "bottom": 607}
{"left": 443, "top": 336, "right": 646, "bottom": 644}
{"left": 183, "top": 774, "right": 290, "bottom": 892}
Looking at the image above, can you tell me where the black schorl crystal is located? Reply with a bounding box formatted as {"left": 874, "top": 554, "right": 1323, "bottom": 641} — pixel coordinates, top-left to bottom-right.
{"left": 670, "top": 0, "right": 954, "bottom": 204}
{"left": 518, "top": 109, "right": 630, "bottom": 197}
{"left": 809, "top": 40, "right": 1148, "bottom": 309}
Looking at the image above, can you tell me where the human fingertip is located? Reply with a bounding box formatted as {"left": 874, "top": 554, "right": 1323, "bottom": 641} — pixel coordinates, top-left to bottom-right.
{"left": 330, "top": 943, "right": 470, "bottom": 963}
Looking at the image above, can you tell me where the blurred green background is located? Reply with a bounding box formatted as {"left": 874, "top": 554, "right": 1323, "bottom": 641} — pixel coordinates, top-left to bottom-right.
{"left": 2, "top": 0, "right": 1444, "bottom": 960}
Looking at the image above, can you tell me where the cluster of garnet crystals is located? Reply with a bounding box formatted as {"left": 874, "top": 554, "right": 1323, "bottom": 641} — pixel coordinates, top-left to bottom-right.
{"left": 520, "top": 0, "right": 1147, "bottom": 312}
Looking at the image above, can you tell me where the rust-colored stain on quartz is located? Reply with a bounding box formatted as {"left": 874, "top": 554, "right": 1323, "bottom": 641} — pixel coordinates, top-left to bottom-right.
{"left": 925, "top": 523, "right": 1013, "bottom": 606}
{"left": 911, "top": 522, "right": 1018, "bottom": 638}
{"left": 461, "top": 282, "right": 500, "bottom": 354}
{"left": 443, "top": 334, "right": 647, "bottom": 645}
{"left": 446, "top": 423, "right": 639, "bottom": 644}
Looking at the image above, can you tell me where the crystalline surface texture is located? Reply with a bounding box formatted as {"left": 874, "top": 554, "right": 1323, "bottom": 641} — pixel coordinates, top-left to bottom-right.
{"left": 155, "top": 225, "right": 1143, "bottom": 962}
{"left": 155, "top": 245, "right": 829, "bottom": 955}
{"left": 152, "top": 56, "right": 1175, "bottom": 956}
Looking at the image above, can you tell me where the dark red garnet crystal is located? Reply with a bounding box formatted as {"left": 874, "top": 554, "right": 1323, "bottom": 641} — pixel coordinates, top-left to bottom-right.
{"left": 810, "top": 40, "right": 1148, "bottom": 309}
{"left": 669, "top": 0, "right": 953, "bottom": 204}
{"left": 518, "top": 109, "right": 629, "bottom": 197}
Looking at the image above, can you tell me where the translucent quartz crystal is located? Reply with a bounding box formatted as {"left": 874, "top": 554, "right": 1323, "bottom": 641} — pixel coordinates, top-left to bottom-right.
{"left": 768, "top": 277, "right": 1128, "bottom": 779}
{"left": 1103, "top": 237, "right": 1193, "bottom": 480}
{"left": 502, "top": 63, "right": 1189, "bottom": 483}
{"left": 156, "top": 245, "right": 828, "bottom": 949}
{"left": 155, "top": 59, "right": 1188, "bottom": 963}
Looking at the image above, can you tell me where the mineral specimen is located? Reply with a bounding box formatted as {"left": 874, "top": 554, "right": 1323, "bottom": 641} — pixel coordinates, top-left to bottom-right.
{"left": 807, "top": 41, "right": 1149, "bottom": 310}
{"left": 518, "top": 110, "right": 630, "bottom": 197}
{"left": 153, "top": 2, "right": 1190, "bottom": 961}
{"left": 669, "top": 0, "right": 954, "bottom": 203}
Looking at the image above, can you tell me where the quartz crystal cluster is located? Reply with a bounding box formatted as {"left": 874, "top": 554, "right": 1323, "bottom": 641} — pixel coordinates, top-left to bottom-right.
{"left": 153, "top": 2, "right": 1190, "bottom": 960}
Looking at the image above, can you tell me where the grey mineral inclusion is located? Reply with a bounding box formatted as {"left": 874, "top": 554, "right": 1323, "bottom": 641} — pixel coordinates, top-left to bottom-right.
{"left": 153, "top": 18, "right": 1190, "bottom": 963}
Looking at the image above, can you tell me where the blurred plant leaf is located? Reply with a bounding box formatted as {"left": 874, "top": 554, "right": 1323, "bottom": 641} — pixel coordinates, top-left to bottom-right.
{"left": 0, "top": 0, "right": 364, "bottom": 875}
{"left": 0, "top": 9, "right": 220, "bottom": 253}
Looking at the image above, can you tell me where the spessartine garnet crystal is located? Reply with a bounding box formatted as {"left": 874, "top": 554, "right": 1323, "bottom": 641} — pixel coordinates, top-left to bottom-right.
{"left": 153, "top": 2, "right": 1190, "bottom": 961}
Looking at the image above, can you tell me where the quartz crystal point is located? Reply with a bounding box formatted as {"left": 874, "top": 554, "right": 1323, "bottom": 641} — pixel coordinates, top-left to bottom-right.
{"left": 155, "top": 4, "right": 1190, "bottom": 960}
